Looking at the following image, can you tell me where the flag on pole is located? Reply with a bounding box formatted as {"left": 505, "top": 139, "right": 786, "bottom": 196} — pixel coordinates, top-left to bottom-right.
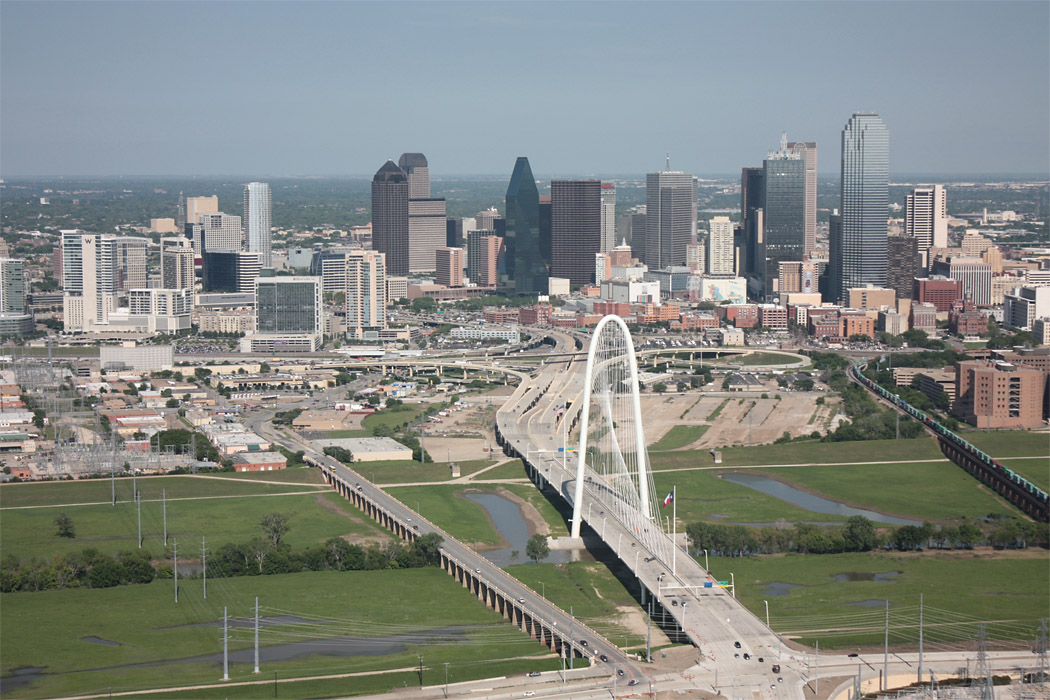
{"left": 663, "top": 491, "right": 674, "bottom": 507}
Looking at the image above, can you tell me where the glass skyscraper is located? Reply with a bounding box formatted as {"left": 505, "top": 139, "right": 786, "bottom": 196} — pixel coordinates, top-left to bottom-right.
{"left": 836, "top": 112, "right": 889, "bottom": 302}
{"left": 372, "top": 161, "right": 410, "bottom": 276}
{"left": 762, "top": 144, "right": 806, "bottom": 300}
{"left": 503, "top": 157, "right": 547, "bottom": 295}
{"left": 645, "top": 171, "right": 693, "bottom": 269}
{"left": 244, "top": 182, "right": 272, "bottom": 267}
{"left": 255, "top": 277, "right": 321, "bottom": 334}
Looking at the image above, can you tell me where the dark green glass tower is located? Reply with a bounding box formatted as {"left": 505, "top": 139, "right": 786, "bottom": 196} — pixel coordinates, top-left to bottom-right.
{"left": 503, "top": 157, "right": 547, "bottom": 295}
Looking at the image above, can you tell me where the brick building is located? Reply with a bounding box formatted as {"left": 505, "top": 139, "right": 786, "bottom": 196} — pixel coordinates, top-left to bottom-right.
{"left": 954, "top": 360, "right": 1047, "bottom": 429}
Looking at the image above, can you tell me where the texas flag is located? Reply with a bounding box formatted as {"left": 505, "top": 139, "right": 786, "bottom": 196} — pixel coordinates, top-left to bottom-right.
{"left": 663, "top": 491, "right": 674, "bottom": 507}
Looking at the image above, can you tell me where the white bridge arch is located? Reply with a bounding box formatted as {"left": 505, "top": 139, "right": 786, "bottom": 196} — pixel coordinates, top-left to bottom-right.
{"left": 569, "top": 315, "right": 672, "bottom": 565}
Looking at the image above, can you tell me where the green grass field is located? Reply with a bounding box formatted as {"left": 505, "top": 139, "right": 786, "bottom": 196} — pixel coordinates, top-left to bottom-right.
{"left": 650, "top": 425, "right": 709, "bottom": 451}
{"left": 955, "top": 430, "right": 1049, "bottom": 459}
{"left": 0, "top": 475, "right": 326, "bottom": 509}
{"left": 361, "top": 405, "right": 427, "bottom": 432}
{"left": 996, "top": 458, "right": 1050, "bottom": 492}
{"left": 649, "top": 436, "right": 945, "bottom": 470}
{"left": 747, "top": 462, "right": 1018, "bottom": 522}
{"left": 0, "top": 490, "right": 392, "bottom": 561}
{"left": 710, "top": 551, "right": 1049, "bottom": 650}
{"left": 0, "top": 569, "right": 559, "bottom": 699}
{"left": 384, "top": 485, "right": 504, "bottom": 545}
{"left": 364, "top": 459, "right": 496, "bottom": 485}
{"left": 651, "top": 456, "right": 1016, "bottom": 525}
{"left": 212, "top": 468, "right": 326, "bottom": 485}
{"left": 505, "top": 562, "right": 646, "bottom": 648}
{"left": 735, "top": 352, "right": 800, "bottom": 366}
{"left": 474, "top": 459, "right": 527, "bottom": 480}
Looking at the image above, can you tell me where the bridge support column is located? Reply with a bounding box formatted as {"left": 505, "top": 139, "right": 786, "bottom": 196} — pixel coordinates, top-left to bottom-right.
{"left": 640, "top": 582, "right": 646, "bottom": 605}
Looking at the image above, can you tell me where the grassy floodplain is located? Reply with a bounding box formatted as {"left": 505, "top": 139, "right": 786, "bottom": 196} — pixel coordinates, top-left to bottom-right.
{"left": 708, "top": 551, "right": 1049, "bottom": 650}
{"left": 0, "top": 477, "right": 392, "bottom": 560}
{"left": 650, "top": 425, "right": 710, "bottom": 451}
{"left": 0, "top": 569, "right": 560, "bottom": 699}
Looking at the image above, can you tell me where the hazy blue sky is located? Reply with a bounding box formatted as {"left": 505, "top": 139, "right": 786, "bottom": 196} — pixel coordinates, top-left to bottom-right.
{"left": 2, "top": 1, "right": 1048, "bottom": 177}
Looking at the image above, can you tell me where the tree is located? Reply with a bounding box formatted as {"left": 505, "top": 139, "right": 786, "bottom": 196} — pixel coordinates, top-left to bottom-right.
{"left": 525, "top": 534, "right": 550, "bottom": 563}
{"left": 259, "top": 513, "right": 291, "bottom": 548}
{"left": 54, "top": 512, "right": 75, "bottom": 538}
{"left": 653, "top": 383, "right": 667, "bottom": 394}
{"left": 165, "top": 398, "right": 180, "bottom": 408}
{"left": 88, "top": 558, "right": 125, "bottom": 588}
{"left": 842, "top": 516, "right": 877, "bottom": 552}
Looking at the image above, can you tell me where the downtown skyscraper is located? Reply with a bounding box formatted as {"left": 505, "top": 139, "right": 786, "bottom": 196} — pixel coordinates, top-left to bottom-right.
{"left": 244, "top": 182, "right": 273, "bottom": 267}
{"left": 371, "top": 161, "right": 410, "bottom": 276}
{"left": 399, "top": 153, "right": 447, "bottom": 274}
{"left": 834, "top": 112, "right": 889, "bottom": 302}
{"left": 645, "top": 170, "right": 693, "bottom": 269}
{"left": 905, "top": 185, "right": 948, "bottom": 258}
{"left": 761, "top": 136, "right": 806, "bottom": 299}
{"left": 551, "top": 179, "right": 602, "bottom": 285}
{"left": 503, "top": 157, "right": 547, "bottom": 295}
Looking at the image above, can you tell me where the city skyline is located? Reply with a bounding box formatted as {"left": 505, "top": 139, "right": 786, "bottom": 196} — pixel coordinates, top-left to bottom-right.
{"left": 1, "top": 2, "right": 1047, "bottom": 178}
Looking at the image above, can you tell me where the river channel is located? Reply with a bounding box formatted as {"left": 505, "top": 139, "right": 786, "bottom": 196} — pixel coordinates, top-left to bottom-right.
{"left": 464, "top": 492, "right": 592, "bottom": 567}
{"left": 720, "top": 473, "right": 921, "bottom": 526}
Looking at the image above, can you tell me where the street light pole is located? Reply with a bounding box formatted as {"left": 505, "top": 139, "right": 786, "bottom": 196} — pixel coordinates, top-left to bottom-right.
{"left": 765, "top": 600, "right": 769, "bottom": 628}
{"left": 703, "top": 549, "right": 708, "bottom": 570}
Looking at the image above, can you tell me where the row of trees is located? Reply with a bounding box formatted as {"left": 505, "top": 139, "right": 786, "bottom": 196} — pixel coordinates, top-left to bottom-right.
{"left": 1, "top": 548, "right": 156, "bottom": 593}
{"left": 685, "top": 515, "right": 1046, "bottom": 557}
{"left": 3, "top": 511, "right": 446, "bottom": 593}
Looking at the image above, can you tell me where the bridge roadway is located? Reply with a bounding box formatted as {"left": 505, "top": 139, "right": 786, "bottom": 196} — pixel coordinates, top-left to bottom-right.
{"left": 244, "top": 384, "right": 649, "bottom": 687}
{"left": 495, "top": 329, "right": 802, "bottom": 699}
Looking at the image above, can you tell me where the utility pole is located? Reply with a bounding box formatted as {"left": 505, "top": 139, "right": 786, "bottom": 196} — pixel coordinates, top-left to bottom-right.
{"left": 254, "top": 597, "right": 260, "bottom": 674}
{"left": 918, "top": 593, "right": 923, "bottom": 684}
{"left": 201, "top": 536, "right": 207, "bottom": 599}
{"left": 111, "top": 456, "right": 116, "bottom": 506}
{"left": 443, "top": 662, "right": 449, "bottom": 698}
{"left": 418, "top": 654, "right": 424, "bottom": 686}
{"left": 647, "top": 599, "right": 652, "bottom": 663}
{"left": 815, "top": 640, "right": 819, "bottom": 696}
{"left": 162, "top": 488, "right": 168, "bottom": 544}
{"left": 222, "top": 606, "right": 229, "bottom": 681}
{"left": 173, "top": 539, "right": 178, "bottom": 603}
{"left": 569, "top": 606, "right": 574, "bottom": 671}
{"left": 883, "top": 600, "right": 889, "bottom": 691}
{"left": 136, "top": 492, "right": 142, "bottom": 548}
{"left": 895, "top": 411, "right": 900, "bottom": 440}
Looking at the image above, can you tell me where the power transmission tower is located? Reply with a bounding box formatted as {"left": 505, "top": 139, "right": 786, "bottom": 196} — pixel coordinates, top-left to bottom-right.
{"left": 974, "top": 624, "right": 994, "bottom": 700}
{"left": 222, "top": 606, "right": 229, "bottom": 681}
{"left": 172, "top": 538, "right": 179, "bottom": 603}
{"left": 254, "top": 597, "right": 260, "bottom": 674}
{"left": 201, "top": 536, "right": 207, "bottom": 599}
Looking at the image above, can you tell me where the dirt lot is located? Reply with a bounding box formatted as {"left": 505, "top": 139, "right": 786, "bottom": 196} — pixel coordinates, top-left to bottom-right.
{"left": 423, "top": 436, "right": 491, "bottom": 462}
{"left": 636, "top": 391, "right": 839, "bottom": 451}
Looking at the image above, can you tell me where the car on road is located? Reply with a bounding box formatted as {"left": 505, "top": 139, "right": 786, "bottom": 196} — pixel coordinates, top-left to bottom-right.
{"left": 579, "top": 640, "right": 588, "bottom": 647}
{"left": 847, "top": 653, "right": 859, "bottom": 658}
{"left": 599, "top": 654, "right": 608, "bottom": 662}
{"left": 527, "top": 671, "right": 541, "bottom": 677}
{"left": 772, "top": 664, "right": 781, "bottom": 674}
{"left": 616, "top": 669, "right": 624, "bottom": 677}
{"left": 734, "top": 641, "right": 742, "bottom": 648}
{"left": 743, "top": 653, "right": 750, "bottom": 660}
{"left": 474, "top": 568, "right": 481, "bottom": 573}
{"left": 518, "top": 597, "right": 525, "bottom": 603}
{"left": 523, "top": 692, "right": 535, "bottom": 697}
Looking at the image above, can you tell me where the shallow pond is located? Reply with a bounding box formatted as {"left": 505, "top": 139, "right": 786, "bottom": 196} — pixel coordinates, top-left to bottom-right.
{"left": 719, "top": 473, "right": 921, "bottom": 526}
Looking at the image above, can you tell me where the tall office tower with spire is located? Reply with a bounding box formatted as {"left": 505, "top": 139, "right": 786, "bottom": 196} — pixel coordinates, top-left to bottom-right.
{"left": 398, "top": 153, "right": 446, "bottom": 273}
{"left": 371, "top": 160, "right": 410, "bottom": 275}
{"left": 786, "top": 141, "right": 818, "bottom": 255}
{"left": 600, "top": 182, "right": 617, "bottom": 252}
{"left": 503, "top": 157, "right": 547, "bottom": 294}
{"left": 905, "top": 185, "right": 948, "bottom": 256}
{"left": 835, "top": 112, "right": 889, "bottom": 302}
{"left": 551, "top": 179, "right": 602, "bottom": 285}
{"left": 645, "top": 169, "right": 693, "bottom": 269}
{"left": 707, "top": 216, "right": 735, "bottom": 276}
{"left": 244, "top": 182, "right": 272, "bottom": 267}
{"left": 762, "top": 135, "right": 806, "bottom": 299}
